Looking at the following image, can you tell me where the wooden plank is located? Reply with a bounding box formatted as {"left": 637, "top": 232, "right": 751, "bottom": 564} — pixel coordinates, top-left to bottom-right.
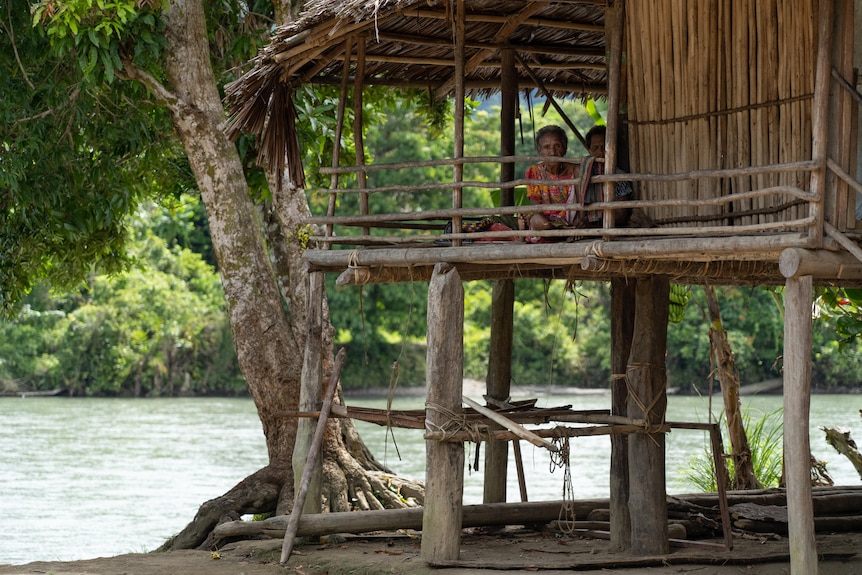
{"left": 627, "top": 275, "right": 670, "bottom": 555}
{"left": 422, "top": 262, "right": 465, "bottom": 563}
{"left": 784, "top": 274, "right": 816, "bottom": 573}
{"left": 462, "top": 396, "right": 558, "bottom": 451}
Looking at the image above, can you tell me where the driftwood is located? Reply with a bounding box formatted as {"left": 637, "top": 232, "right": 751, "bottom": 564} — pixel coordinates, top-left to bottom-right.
{"left": 824, "top": 426, "right": 862, "bottom": 479}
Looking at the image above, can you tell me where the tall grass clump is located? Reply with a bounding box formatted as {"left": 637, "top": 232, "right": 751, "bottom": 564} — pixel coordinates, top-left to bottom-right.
{"left": 681, "top": 408, "right": 784, "bottom": 492}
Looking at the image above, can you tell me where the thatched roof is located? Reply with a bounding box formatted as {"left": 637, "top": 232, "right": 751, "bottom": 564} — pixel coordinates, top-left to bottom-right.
{"left": 225, "top": 0, "right": 609, "bottom": 150}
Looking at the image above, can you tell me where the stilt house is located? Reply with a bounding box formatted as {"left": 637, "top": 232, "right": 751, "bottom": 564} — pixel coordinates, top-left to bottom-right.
{"left": 226, "top": 0, "right": 862, "bottom": 571}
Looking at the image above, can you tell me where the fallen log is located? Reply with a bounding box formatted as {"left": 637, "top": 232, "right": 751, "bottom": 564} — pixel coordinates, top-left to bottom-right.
{"left": 734, "top": 515, "right": 862, "bottom": 535}
{"left": 213, "top": 487, "right": 862, "bottom": 543}
{"left": 213, "top": 499, "right": 608, "bottom": 540}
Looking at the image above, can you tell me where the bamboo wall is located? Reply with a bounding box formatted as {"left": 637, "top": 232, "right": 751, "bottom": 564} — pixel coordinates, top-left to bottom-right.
{"left": 626, "top": 0, "right": 817, "bottom": 228}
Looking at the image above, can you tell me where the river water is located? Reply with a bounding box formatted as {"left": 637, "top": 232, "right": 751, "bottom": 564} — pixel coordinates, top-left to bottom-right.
{"left": 2, "top": 393, "right": 861, "bottom": 565}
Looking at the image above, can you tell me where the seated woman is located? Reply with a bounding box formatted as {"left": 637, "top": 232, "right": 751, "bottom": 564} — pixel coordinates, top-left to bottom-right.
{"left": 522, "top": 125, "right": 577, "bottom": 236}
{"left": 569, "top": 125, "right": 633, "bottom": 229}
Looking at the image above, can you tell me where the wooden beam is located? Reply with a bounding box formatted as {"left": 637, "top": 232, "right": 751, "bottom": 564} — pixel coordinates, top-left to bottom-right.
{"left": 400, "top": 7, "right": 605, "bottom": 33}
{"left": 374, "top": 32, "right": 606, "bottom": 59}
{"left": 350, "top": 55, "right": 605, "bottom": 71}
{"left": 305, "top": 234, "right": 814, "bottom": 270}
{"left": 310, "top": 76, "right": 607, "bottom": 94}
{"left": 780, "top": 246, "right": 862, "bottom": 279}
{"left": 335, "top": 264, "right": 571, "bottom": 286}
{"left": 436, "top": 2, "right": 553, "bottom": 97}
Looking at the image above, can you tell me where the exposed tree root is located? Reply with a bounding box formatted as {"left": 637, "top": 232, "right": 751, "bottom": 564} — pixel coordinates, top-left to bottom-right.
{"left": 160, "top": 407, "right": 425, "bottom": 552}
{"left": 157, "top": 464, "right": 289, "bottom": 552}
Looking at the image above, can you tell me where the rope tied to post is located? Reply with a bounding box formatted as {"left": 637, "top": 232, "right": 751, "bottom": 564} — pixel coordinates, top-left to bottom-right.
{"left": 623, "top": 362, "right": 667, "bottom": 434}
{"left": 424, "top": 402, "right": 492, "bottom": 443}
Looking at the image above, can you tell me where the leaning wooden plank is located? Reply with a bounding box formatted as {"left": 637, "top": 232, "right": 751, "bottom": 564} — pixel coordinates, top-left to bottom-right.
{"left": 462, "top": 395, "right": 558, "bottom": 452}
{"left": 280, "top": 348, "right": 346, "bottom": 564}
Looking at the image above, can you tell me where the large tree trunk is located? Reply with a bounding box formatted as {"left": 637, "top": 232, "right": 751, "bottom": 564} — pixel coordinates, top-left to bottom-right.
{"left": 131, "top": 0, "right": 420, "bottom": 551}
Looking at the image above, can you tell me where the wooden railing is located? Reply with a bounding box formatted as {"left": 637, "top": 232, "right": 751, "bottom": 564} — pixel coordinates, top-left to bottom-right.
{"left": 304, "top": 156, "right": 820, "bottom": 246}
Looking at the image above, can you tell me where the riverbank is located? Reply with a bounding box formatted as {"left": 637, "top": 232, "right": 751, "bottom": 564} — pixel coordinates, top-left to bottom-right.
{"left": 2, "top": 529, "right": 861, "bottom": 575}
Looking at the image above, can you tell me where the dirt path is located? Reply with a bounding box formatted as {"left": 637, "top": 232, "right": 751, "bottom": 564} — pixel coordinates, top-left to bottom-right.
{"left": 3, "top": 529, "right": 862, "bottom": 575}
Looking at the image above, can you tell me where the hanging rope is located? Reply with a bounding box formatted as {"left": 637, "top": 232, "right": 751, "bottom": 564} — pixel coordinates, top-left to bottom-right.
{"left": 549, "top": 428, "right": 577, "bottom": 534}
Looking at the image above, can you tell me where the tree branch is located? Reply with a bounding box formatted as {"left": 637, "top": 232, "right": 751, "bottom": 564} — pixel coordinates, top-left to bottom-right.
{"left": 118, "top": 59, "right": 181, "bottom": 113}
{"left": 3, "top": 2, "right": 35, "bottom": 90}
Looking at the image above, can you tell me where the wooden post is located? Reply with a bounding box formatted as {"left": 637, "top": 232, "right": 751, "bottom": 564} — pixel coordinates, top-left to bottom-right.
{"left": 325, "top": 37, "right": 354, "bottom": 246}
{"left": 808, "top": 0, "right": 834, "bottom": 246}
{"left": 353, "top": 34, "right": 369, "bottom": 236}
{"left": 484, "top": 48, "right": 517, "bottom": 504}
{"left": 293, "top": 272, "right": 325, "bottom": 514}
{"left": 499, "top": 47, "right": 517, "bottom": 204}
{"left": 784, "top": 274, "right": 818, "bottom": 574}
{"left": 484, "top": 280, "right": 514, "bottom": 503}
{"left": 451, "top": 0, "right": 465, "bottom": 247}
{"left": 604, "top": 0, "right": 624, "bottom": 230}
{"left": 626, "top": 275, "right": 670, "bottom": 556}
{"left": 422, "top": 262, "right": 465, "bottom": 563}
{"left": 610, "top": 277, "right": 635, "bottom": 550}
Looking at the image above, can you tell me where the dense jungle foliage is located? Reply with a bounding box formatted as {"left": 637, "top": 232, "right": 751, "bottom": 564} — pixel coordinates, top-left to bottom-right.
{"left": 3, "top": 94, "right": 862, "bottom": 397}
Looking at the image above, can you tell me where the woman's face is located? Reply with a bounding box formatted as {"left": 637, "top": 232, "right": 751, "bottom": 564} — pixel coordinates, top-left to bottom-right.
{"left": 538, "top": 133, "right": 566, "bottom": 158}
{"left": 588, "top": 133, "right": 605, "bottom": 158}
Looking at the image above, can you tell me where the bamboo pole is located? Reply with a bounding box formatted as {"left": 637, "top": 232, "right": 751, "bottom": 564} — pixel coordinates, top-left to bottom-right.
{"left": 280, "top": 348, "right": 346, "bottom": 564}
{"left": 317, "top": 155, "right": 814, "bottom": 179}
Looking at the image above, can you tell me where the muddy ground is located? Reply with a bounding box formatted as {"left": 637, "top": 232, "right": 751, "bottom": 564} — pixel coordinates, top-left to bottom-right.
{"left": 3, "top": 527, "right": 862, "bottom": 575}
